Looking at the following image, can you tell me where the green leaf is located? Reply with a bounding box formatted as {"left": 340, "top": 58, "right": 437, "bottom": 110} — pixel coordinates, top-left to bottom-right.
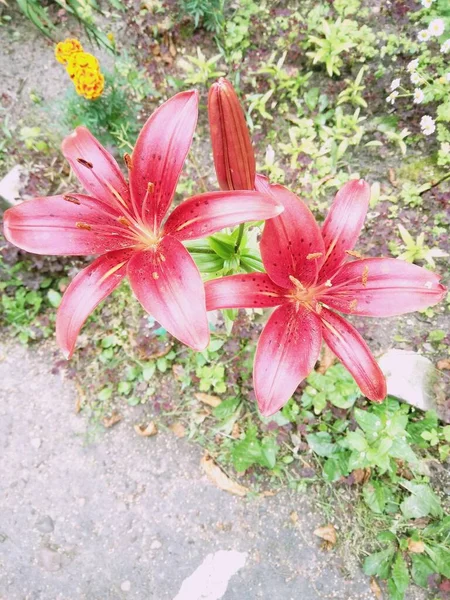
{"left": 231, "top": 428, "right": 263, "bottom": 471}
{"left": 426, "top": 544, "right": 450, "bottom": 578}
{"left": 208, "top": 235, "right": 235, "bottom": 259}
{"left": 391, "top": 552, "right": 409, "bottom": 596}
{"left": 98, "top": 387, "right": 113, "bottom": 401}
{"left": 260, "top": 437, "right": 279, "bottom": 469}
{"left": 142, "top": 363, "right": 156, "bottom": 381}
{"left": 213, "top": 397, "right": 241, "bottom": 420}
{"left": 306, "top": 432, "right": 336, "bottom": 457}
{"left": 363, "top": 481, "right": 386, "bottom": 514}
{"left": 118, "top": 381, "right": 132, "bottom": 395}
{"left": 411, "top": 553, "right": 436, "bottom": 588}
{"left": 156, "top": 357, "right": 167, "bottom": 372}
{"left": 400, "top": 482, "right": 442, "bottom": 519}
{"left": 363, "top": 547, "right": 395, "bottom": 579}
{"left": 47, "top": 289, "right": 62, "bottom": 308}
{"left": 354, "top": 408, "right": 383, "bottom": 433}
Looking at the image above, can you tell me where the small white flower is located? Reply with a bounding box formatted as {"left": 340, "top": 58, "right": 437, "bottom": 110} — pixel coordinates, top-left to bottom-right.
{"left": 441, "top": 39, "right": 450, "bottom": 53}
{"left": 441, "top": 142, "right": 450, "bottom": 154}
{"left": 390, "top": 78, "right": 401, "bottom": 91}
{"left": 418, "top": 29, "right": 430, "bottom": 42}
{"left": 428, "top": 18, "right": 445, "bottom": 37}
{"left": 413, "top": 88, "right": 424, "bottom": 104}
{"left": 407, "top": 59, "right": 419, "bottom": 72}
{"left": 386, "top": 91, "right": 399, "bottom": 104}
{"left": 421, "top": 0, "right": 433, "bottom": 7}
{"left": 420, "top": 115, "right": 436, "bottom": 135}
{"left": 410, "top": 72, "right": 421, "bottom": 84}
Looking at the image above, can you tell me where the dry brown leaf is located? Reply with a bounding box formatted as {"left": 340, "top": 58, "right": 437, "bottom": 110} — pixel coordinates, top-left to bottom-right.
{"left": 313, "top": 524, "right": 337, "bottom": 548}
{"left": 169, "top": 422, "right": 186, "bottom": 438}
{"left": 200, "top": 454, "right": 248, "bottom": 497}
{"left": 437, "top": 358, "right": 450, "bottom": 371}
{"left": 231, "top": 423, "right": 241, "bottom": 439}
{"left": 195, "top": 393, "right": 222, "bottom": 408}
{"left": 407, "top": 539, "right": 425, "bottom": 554}
{"left": 352, "top": 468, "right": 371, "bottom": 485}
{"left": 74, "top": 381, "right": 86, "bottom": 413}
{"left": 172, "top": 364, "right": 185, "bottom": 380}
{"left": 317, "top": 345, "right": 336, "bottom": 374}
{"left": 388, "top": 168, "right": 398, "bottom": 187}
{"left": 102, "top": 412, "right": 122, "bottom": 428}
{"left": 261, "top": 490, "right": 277, "bottom": 497}
{"left": 290, "top": 511, "right": 299, "bottom": 524}
{"left": 134, "top": 422, "right": 158, "bottom": 437}
{"left": 370, "top": 576, "right": 383, "bottom": 600}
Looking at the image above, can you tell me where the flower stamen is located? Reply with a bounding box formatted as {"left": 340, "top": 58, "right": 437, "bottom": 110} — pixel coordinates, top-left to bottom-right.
{"left": 76, "top": 222, "right": 92, "bottom": 230}
{"left": 63, "top": 194, "right": 81, "bottom": 205}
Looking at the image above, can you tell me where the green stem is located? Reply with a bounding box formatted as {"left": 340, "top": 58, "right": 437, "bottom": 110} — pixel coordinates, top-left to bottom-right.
{"left": 234, "top": 223, "right": 245, "bottom": 252}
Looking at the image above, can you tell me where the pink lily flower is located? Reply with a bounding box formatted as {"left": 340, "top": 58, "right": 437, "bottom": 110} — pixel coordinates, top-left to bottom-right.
{"left": 3, "top": 91, "right": 283, "bottom": 358}
{"left": 205, "top": 176, "right": 447, "bottom": 416}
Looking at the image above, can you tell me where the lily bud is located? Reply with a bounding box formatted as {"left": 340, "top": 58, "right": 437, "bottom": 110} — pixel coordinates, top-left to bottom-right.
{"left": 208, "top": 78, "right": 256, "bottom": 191}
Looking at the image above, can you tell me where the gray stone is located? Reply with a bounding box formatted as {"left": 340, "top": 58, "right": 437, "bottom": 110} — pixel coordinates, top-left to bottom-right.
{"left": 35, "top": 515, "right": 54, "bottom": 534}
{"left": 37, "top": 547, "right": 62, "bottom": 572}
{"left": 379, "top": 349, "right": 448, "bottom": 421}
{"left": 0, "top": 165, "right": 28, "bottom": 208}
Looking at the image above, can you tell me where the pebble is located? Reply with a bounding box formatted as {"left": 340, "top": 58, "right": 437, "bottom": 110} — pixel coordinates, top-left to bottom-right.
{"left": 151, "top": 539, "right": 162, "bottom": 550}
{"left": 120, "top": 580, "right": 131, "bottom": 592}
{"left": 31, "top": 438, "right": 42, "bottom": 449}
{"left": 35, "top": 515, "right": 54, "bottom": 534}
{"left": 38, "top": 547, "right": 62, "bottom": 572}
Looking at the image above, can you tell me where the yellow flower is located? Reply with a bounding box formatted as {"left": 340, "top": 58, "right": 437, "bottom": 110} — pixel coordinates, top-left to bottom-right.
{"left": 73, "top": 69, "right": 105, "bottom": 100}
{"left": 107, "top": 32, "right": 115, "bottom": 44}
{"left": 55, "top": 38, "right": 83, "bottom": 65}
{"left": 66, "top": 52, "right": 100, "bottom": 79}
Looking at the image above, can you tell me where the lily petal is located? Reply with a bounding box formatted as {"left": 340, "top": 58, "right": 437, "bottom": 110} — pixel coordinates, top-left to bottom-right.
{"left": 62, "top": 127, "right": 130, "bottom": 210}
{"left": 129, "top": 90, "right": 199, "bottom": 228}
{"left": 319, "top": 179, "right": 371, "bottom": 282}
{"left": 56, "top": 249, "right": 132, "bottom": 359}
{"left": 127, "top": 235, "right": 209, "bottom": 351}
{"left": 205, "top": 273, "right": 288, "bottom": 310}
{"left": 320, "top": 257, "right": 447, "bottom": 317}
{"left": 254, "top": 304, "right": 322, "bottom": 416}
{"left": 3, "top": 195, "right": 134, "bottom": 255}
{"left": 163, "top": 191, "right": 283, "bottom": 241}
{"left": 255, "top": 181, "right": 325, "bottom": 288}
{"left": 320, "top": 307, "right": 386, "bottom": 402}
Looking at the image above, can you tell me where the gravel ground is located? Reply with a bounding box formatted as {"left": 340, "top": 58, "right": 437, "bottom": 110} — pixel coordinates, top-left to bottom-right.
{"left": 0, "top": 338, "right": 390, "bottom": 600}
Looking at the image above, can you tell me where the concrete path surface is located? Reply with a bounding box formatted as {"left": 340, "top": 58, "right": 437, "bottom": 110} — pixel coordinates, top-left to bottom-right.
{"left": 0, "top": 340, "right": 383, "bottom": 600}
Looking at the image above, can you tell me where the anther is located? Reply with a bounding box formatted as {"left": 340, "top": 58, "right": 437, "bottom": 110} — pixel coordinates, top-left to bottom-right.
{"left": 147, "top": 182, "right": 155, "bottom": 194}
{"left": 325, "top": 280, "right": 332, "bottom": 287}
{"left": 160, "top": 254, "right": 166, "bottom": 262}
{"left": 76, "top": 222, "right": 92, "bottom": 230}
{"left": 152, "top": 271, "right": 159, "bottom": 280}
{"left": 346, "top": 250, "right": 362, "bottom": 258}
{"left": 361, "top": 266, "right": 369, "bottom": 287}
{"left": 63, "top": 194, "right": 81, "bottom": 205}
{"left": 349, "top": 299, "right": 358, "bottom": 312}
{"left": 76, "top": 158, "right": 93, "bottom": 169}
{"left": 118, "top": 216, "right": 131, "bottom": 227}
{"left": 124, "top": 153, "right": 133, "bottom": 170}
{"left": 306, "top": 252, "right": 323, "bottom": 260}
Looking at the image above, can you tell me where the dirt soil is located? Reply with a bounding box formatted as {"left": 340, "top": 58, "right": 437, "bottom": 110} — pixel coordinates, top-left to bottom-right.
{"left": 0, "top": 338, "right": 428, "bottom": 600}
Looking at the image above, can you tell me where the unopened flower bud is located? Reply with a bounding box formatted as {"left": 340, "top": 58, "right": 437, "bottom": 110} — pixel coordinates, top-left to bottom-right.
{"left": 208, "top": 78, "right": 256, "bottom": 191}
